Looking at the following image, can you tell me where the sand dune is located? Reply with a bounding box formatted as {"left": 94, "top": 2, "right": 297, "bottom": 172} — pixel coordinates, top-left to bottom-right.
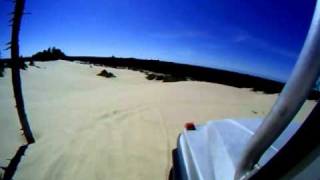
{"left": 0, "top": 60, "right": 315, "bottom": 180}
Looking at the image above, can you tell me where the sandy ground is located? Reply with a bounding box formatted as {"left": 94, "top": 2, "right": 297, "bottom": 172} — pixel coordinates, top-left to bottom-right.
{"left": 0, "top": 60, "right": 316, "bottom": 180}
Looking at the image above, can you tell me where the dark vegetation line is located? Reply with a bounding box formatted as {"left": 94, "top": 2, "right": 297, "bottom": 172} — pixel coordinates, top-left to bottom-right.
{"left": 59, "top": 56, "right": 320, "bottom": 100}
{"left": 1, "top": 53, "right": 320, "bottom": 100}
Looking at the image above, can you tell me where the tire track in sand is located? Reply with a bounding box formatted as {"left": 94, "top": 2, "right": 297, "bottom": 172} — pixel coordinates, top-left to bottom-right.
{"left": 153, "top": 107, "right": 172, "bottom": 179}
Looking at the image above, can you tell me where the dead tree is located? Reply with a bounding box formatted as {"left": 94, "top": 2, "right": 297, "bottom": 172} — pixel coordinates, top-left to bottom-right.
{"left": 10, "top": 0, "right": 35, "bottom": 144}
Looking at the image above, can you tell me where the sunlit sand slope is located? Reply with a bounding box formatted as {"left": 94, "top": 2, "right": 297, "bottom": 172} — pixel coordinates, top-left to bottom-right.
{"left": 0, "top": 60, "right": 315, "bottom": 180}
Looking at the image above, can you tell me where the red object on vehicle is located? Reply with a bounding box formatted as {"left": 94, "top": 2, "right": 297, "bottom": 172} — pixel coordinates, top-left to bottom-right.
{"left": 185, "top": 122, "right": 196, "bottom": 130}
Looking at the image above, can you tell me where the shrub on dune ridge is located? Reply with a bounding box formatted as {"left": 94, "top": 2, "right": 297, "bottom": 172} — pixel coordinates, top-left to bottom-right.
{"left": 29, "top": 60, "right": 35, "bottom": 66}
{"left": 163, "top": 75, "right": 187, "bottom": 82}
{"left": 146, "top": 73, "right": 156, "bottom": 80}
{"left": 97, "top": 69, "right": 116, "bottom": 78}
{"left": 155, "top": 75, "right": 164, "bottom": 81}
{"left": 145, "top": 73, "right": 187, "bottom": 82}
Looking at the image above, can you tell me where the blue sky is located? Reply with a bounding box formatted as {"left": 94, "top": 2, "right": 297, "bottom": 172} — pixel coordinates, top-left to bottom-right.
{"left": 0, "top": 0, "right": 316, "bottom": 82}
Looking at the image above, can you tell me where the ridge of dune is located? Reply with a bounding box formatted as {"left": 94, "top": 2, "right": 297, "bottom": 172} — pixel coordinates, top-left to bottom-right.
{"left": 0, "top": 60, "right": 315, "bottom": 180}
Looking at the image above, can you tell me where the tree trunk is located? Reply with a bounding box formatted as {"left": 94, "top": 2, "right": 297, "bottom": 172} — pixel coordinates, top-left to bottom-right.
{"left": 10, "top": 0, "right": 35, "bottom": 144}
